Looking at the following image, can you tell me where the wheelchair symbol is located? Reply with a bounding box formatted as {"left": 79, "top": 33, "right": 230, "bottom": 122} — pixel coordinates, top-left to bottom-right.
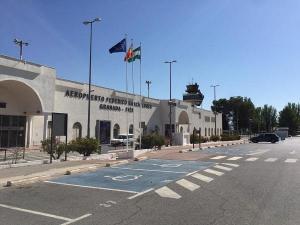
{"left": 152, "top": 163, "right": 182, "bottom": 168}
{"left": 104, "top": 175, "right": 143, "bottom": 182}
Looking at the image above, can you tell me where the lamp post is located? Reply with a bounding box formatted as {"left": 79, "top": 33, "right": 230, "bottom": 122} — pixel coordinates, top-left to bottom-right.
{"left": 210, "top": 84, "right": 220, "bottom": 136}
{"left": 164, "top": 60, "right": 176, "bottom": 146}
{"left": 14, "top": 39, "right": 29, "bottom": 60}
{"left": 83, "top": 17, "right": 101, "bottom": 138}
{"left": 145, "top": 80, "right": 151, "bottom": 98}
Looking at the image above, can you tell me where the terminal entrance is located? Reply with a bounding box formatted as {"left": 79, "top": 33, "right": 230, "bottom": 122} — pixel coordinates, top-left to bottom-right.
{"left": 0, "top": 115, "right": 26, "bottom": 148}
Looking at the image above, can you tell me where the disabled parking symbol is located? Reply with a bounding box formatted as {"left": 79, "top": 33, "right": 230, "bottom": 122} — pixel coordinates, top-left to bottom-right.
{"left": 152, "top": 163, "right": 182, "bottom": 168}
{"left": 104, "top": 175, "right": 143, "bottom": 182}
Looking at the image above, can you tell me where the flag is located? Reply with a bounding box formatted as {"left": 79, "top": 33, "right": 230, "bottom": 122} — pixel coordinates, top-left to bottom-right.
{"left": 124, "top": 44, "right": 133, "bottom": 61}
{"left": 109, "top": 38, "right": 126, "bottom": 53}
{"left": 128, "top": 46, "right": 141, "bottom": 63}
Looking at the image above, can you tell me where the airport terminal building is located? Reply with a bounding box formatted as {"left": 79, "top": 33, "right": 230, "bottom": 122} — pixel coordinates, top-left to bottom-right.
{"left": 0, "top": 55, "right": 222, "bottom": 148}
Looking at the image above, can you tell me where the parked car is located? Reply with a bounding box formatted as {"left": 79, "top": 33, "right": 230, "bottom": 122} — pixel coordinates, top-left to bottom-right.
{"left": 250, "top": 133, "right": 280, "bottom": 143}
{"left": 111, "top": 134, "right": 135, "bottom": 147}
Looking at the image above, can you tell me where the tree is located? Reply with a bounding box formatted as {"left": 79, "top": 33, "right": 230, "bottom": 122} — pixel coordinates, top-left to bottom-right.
{"left": 212, "top": 98, "right": 231, "bottom": 130}
{"left": 278, "top": 103, "right": 300, "bottom": 135}
{"left": 261, "top": 105, "right": 277, "bottom": 132}
{"left": 212, "top": 96, "right": 255, "bottom": 133}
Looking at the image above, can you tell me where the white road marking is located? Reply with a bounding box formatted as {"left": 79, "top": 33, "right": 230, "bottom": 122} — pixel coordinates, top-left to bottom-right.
{"left": 214, "top": 165, "right": 232, "bottom": 171}
{"left": 176, "top": 179, "right": 200, "bottom": 191}
{"left": 221, "top": 163, "right": 239, "bottom": 167}
{"left": 0, "top": 203, "right": 72, "bottom": 222}
{"left": 227, "top": 156, "right": 242, "bottom": 161}
{"left": 112, "top": 167, "right": 187, "bottom": 174}
{"left": 264, "top": 158, "right": 278, "bottom": 162}
{"left": 151, "top": 163, "right": 182, "bottom": 168}
{"left": 210, "top": 156, "right": 227, "bottom": 160}
{"left": 246, "top": 157, "right": 258, "bottom": 162}
{"left": 247, "top": 149, "right": 270, "bottom": 156}
{"left": 289, "top": 151, "right": 296, "bottom": 155}
{"left": 186, "top": 170, "right": 199, "bottom": 176}
{"left": 191, "top": 173, "right": 214, "bottom": 183}
{"left": 104, "top": 175, "right": 143, "bottom": 182}
{"left": 155, "top": 186, "right": 181, "bottom": 199}
{"left": 60, "top": 214, "right": 92, "bottom": 225}
{"left": 285, "top": 159, "right": 298, "bottom": 163}
{"left": 44, "top": 181, "right": 138, "bottom": 194}
{"left": 204, "top": 169, "right": 224, "bottom": 176}
{"left": 128, "top": 188, "right": 154, "bottom": 200}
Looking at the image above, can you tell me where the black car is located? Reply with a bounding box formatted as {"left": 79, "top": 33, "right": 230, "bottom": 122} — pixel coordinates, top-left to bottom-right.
{"left": 250, "top": 133, "right": 280, "bottom": 143}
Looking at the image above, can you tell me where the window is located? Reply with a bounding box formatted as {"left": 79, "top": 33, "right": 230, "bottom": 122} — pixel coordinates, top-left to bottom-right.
{"left": 205, "top": 128, "right": 207, "bottom": 136}
{"left": 72, "top": 122, "right": 82, "bottom": 139}
{"left": 0, "top": 102, "right": 6, "bottom": 108}
{"left": 211, "top": 117, "right": 216, "bottom": 122}
{"left": 129, "top": 124, "right": 134, "bottom": 134}
{"left": 205, "top": 116, "right": 210, "bottom": 122}
{"left": 113, "top": 124, "right": 120, "bottom": 138}
{"left": 180, "top": 126, "right": 183, "bottom": 133}
{"left": 208, "top": 128, "right": 211, "bottom": 136}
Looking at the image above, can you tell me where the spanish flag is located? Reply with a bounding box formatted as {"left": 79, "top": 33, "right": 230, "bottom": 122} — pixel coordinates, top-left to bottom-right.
{"left": 124, "top": 44, "right": 133, "bottom": 62}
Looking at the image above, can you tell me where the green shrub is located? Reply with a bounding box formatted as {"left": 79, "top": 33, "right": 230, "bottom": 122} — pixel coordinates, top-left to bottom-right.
{"left": 190, "top": 135, "right": 211, "bottom": 144}
{"left": 41, "top": 139, "right": 66, "bottom": 159}
{"left": 190, "top": 134, "right": 200, "bottom": 144}
{"left": 153, "top": 134, "right": 164, "bottom": 148}
{"left": 221, "top": 134, "right": 241, "bottom": 141}
{"left": 70, "top": 137, "right": 99, "bottom": 156}
{"left": 200, "top": 136, "right": 209, "bottom": 143}
{"left": 141, "top": 134, "right": 165, "bottom": 149}
{"left": 210, "top": 135, "right": 220, "bottom": 142}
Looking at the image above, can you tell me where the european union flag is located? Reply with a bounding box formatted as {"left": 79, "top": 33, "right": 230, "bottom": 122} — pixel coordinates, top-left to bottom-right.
{"left": 109, "top": 38, "right": 127, "bottom": 53}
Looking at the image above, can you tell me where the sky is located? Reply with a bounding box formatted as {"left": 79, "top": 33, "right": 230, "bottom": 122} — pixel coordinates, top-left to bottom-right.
{"left": 1, "top": 0, "right": 300, "bottom": 111}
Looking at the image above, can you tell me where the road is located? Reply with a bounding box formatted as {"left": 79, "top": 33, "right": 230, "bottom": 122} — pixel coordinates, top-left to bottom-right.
{"left": 0, "top": 137, "right": 299, "bottom": 225}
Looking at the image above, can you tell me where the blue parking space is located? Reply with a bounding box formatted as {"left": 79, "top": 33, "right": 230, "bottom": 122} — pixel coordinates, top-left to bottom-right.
{"left": 48, "top": 159, "right": 215, "bottom": 194}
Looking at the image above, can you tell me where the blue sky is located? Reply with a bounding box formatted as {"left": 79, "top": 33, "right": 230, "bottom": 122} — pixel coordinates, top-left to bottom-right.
{"left": 1, "top": 0, "right": 300, "bottom": 111}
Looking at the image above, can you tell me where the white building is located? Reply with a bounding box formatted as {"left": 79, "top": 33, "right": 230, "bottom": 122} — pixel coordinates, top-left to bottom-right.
{"left": 0, "top": 55, "right": 222, "bottom": 148}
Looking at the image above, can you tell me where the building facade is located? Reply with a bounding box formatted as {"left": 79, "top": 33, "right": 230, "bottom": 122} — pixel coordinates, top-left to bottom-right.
{"left": 0, "top": 55, "right": 222, "bottom": 148}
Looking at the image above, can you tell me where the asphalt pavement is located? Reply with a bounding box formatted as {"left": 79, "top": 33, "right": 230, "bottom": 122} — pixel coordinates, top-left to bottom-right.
{"left": 0, "top": 137, "right": 299, "bottom": 225}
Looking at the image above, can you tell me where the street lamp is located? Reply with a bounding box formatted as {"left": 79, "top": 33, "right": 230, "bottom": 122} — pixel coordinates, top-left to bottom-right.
{"left": 83, "top": 17, "right": 101, "bottom": 138}
{"left": 14, "top": 39, "right": 29, "bottom": 60}
{"left": 145, "top": 80, "right": 151, "bottom": 98}
{"left": 164, "top": 60, "right": 177, "bottom": 146}
{"left": 210, "top": 84, "right": 220, "bottom": 136}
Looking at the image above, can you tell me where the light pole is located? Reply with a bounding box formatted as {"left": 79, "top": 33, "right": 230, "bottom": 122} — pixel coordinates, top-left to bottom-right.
{"left": 164, "top": 60, "right": 177, "bottom": 146}
{"left": 83, "top": 17, "right": 101, "bottom": 138}
{"left": 145, "top": 80, "right": 151, "bottom": 98}
{"left": 14, "top": 39, "right": 29, "bottom": 60}
{"left": 211, "top": 84, "right": 220, "bottom": 136}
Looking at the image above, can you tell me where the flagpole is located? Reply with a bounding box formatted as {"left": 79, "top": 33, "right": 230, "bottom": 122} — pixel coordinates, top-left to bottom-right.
{"left": 126, "top": 61, "right": 129, "bottom": 151}
{"left": 131, "top": 40, "right": 135, "bottom": 142}
{"left": 139, "top": 42, "right": 142, "bottom": 150}
{"left": 125, "top": 35, "right": 129, "bottom": 151}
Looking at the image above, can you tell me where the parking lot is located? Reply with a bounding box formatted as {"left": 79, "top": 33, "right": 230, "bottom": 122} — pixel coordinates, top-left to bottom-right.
{"left": 0, "top": 159, "right": 215, "bottom": 225}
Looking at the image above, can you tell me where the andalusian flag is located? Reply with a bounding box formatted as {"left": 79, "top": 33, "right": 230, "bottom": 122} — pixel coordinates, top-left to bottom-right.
{"left": 128, "top": 46, "right": 141, "bottom": 63}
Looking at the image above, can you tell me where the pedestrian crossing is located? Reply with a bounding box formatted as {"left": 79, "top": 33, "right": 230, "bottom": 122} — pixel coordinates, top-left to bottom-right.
{"left": 154, "top": 162, "right": 238, "bottom": 199}
{"left": 152, "top": 153, "right": 299, "bottom": 200}
{"left": 209, "top": 155, "right": 299, "bottom": 163}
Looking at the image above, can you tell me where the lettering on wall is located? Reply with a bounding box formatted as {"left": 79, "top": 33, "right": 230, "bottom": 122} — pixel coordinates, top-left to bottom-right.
{"left": 64, "top": 90, "right": 152, "bottom": 113}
